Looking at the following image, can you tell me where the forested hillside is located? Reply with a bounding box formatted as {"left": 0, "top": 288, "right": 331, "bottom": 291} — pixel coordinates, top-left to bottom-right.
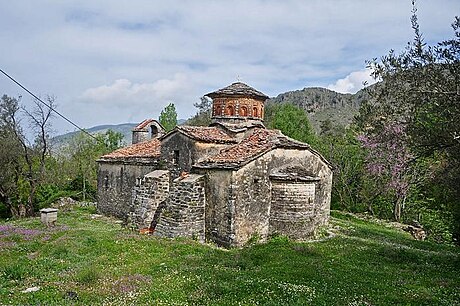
{"left": 267, "top": 86, "right": 369, "bottom": 133}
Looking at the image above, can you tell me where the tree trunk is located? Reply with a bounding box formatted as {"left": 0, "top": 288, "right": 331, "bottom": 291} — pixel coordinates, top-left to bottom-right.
{"left": 83, "top": 173, "right": 86, "bottom": 202}
{"left": 8, "top": 198, "right": 19, "bottom": 217}
{"left": 367, "top": 202, "right": 375, "bottom": 215}
{"left": 25, "top": 184, "right": 37, "bottom": 217}
{"left": 393, "top": 197, "right": 402, "bottom": 222}
{"left": 18, "top": 203, "right": 26, "bottom": 217}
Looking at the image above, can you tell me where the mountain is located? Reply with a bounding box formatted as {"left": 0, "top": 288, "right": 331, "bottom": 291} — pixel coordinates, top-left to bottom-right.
{"left": 51, "top": 123, "right": 138, "bottom": 148}
{"left": 267, "top": 87, "right": 370, "bottom": 133}
{"left": 52, "top": 120, "right": 187, "bottom": 148}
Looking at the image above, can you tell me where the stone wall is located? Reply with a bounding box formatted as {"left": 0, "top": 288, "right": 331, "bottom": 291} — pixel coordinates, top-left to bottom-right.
{"left": 129, "top": 170, "right": 169, "bottom": 229}
{"left": 266, "top": 148, "right": 333, "bottom": 233}
{"left": 231, "top": 159, "right": 272, "bottom": 246}
{"left": 160, "top": 133, "right": 228, "bottom": 179}
{"left": 200, "top": 170, "right": 235, "bottom": 247}
{"left": 160, "top": 133, "right": 198, "bottom": 179}
{"left": 155, "top": 174, "right": 206, "bottom": 241}
{"left": 224, "top": 148, "right": 331, "bottom": 246}
{"left": 269, "top": 181, "right": 318, "bottom": 239}
{"left": 97, "top": 160, "right": 158, "bottom": 221}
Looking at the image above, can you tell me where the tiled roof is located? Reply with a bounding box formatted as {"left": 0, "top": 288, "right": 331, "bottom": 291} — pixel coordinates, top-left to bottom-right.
{"left": 205, "top": 82, "right": 269, "bottom": 100}
{"left": 133, "top": 119, "right": 163, "bottom": 131}
{"left": 270, "top": 166, "right": 320, "bottom": 182}
{"left": 194, "top": 129, "right": 310, "bottom": 169}
{"left": 210, "top": 121, "right": 265, "bottom": 133}
{"left": 99, "top": 139, "right": 161, "bottom": 160}
{"left": 173, "top": 126, "right": 237, "bottom": 144}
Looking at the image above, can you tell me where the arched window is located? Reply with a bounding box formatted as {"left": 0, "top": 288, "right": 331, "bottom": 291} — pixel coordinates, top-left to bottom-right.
{"left": 253, "top": 107, "right": 258, "bottom": 117}
{"left": 104, "top": 175, "right": 109, "bottom": 189}
{"left": 240, "top": 106, "right": 248, "bottom": 116}
{"left": 226, "top": 105, "right": 234, "bottom": 116}
{"left": 215, "top": 105, "right": 221, "bottom": 116}
{"left": 150, "top": 125, "right": 158, "bottom": 138}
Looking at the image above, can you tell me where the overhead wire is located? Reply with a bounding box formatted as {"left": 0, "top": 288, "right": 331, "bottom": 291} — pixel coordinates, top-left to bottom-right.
{"left": 0, "top": 68, "right": 99, "bottom": 141}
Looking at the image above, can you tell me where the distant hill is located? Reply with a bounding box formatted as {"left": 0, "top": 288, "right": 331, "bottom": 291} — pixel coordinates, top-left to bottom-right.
{"left": 51, "top": 123, "right": 137, "bottom": 148}
{"left": 267, "top": 87, "right": 370, "bottom": 133}
{"left": 52, "top": 119, "right": 187, "bottom": 149}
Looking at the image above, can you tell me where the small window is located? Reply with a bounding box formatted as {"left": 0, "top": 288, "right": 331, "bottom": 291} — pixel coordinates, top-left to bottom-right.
{"left": 119, "top": 168, "right": 124, "bottom": 191}
{"left": 214, "top": 105, "right": 222, "bottom": 116}
{"left": 253, "top": 107, "right": 258, "bottom": 117}
{"left": 253, "top": 178, "right": 261, "bottom": 193}
{"left": 240, "top": 106, "right": 248, "bottom": 116}
{"left": 150, "top": 125, "right": 158, "bottom": 138}
{"left": 104, "top": 175, "right": 109, "bottom": 189}
{"left": 225, "top": 105, "right": 234, "bottom": 116}
{"left": 173, "top": 150, "right": 180, "bottom": 165}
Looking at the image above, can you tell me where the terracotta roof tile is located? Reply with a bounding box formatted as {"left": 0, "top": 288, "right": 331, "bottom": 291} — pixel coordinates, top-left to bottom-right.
{"left": 100, "top": 139, "right": 161, "bottom": 159}
{"left": 194, "top": 128, "right": 332, "bottom": 170}
{"left": 175, "top": 126, "right": 237, "bottom": 143}
{"left": 133, "top": 119, "right": 163, "bottom": 131}
{"left": 195, "top": 129, "right": 298, "bottom": 168}
{"left": 205, "top": 82, "right": 269, "bottom": 100}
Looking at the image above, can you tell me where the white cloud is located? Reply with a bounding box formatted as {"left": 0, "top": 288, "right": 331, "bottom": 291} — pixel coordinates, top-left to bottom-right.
{"left": 1, "top": 1, "right": 458, "bottom": 131}
{"left": 75, "top": 73, "right": 198, "bottom": 126}
{"left": 81, "top": 73, "right": 191, "bottom": 107}
{"left": 327, "top": 68, "right": 377, "bottom": 94}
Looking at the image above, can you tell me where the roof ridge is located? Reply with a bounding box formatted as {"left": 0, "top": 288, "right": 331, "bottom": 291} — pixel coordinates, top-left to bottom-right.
{"left": 205, "top": 82, "right": 269, "bottom": 99}
{"left": 164, "top": 125, "right": 237, "bottom": 144}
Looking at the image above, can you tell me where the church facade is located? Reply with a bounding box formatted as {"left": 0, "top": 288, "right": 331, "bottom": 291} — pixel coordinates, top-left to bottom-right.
{"left": 97, "top": 82, "right": 332, "bottom": 247}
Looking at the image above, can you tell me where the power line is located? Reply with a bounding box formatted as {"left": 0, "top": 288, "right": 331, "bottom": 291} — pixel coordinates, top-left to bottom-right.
{"left": 0, "top": 68, "right": 99, "bottom": 141}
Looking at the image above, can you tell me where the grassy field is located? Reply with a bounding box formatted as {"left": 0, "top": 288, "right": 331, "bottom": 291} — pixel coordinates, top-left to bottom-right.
{"left": 0, "top": 207, "right": 458, "bottom": 305}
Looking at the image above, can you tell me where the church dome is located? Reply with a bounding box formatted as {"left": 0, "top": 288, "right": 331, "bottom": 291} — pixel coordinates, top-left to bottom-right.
{"left": 205, "top": 82, "right": 268, "bottom": 123}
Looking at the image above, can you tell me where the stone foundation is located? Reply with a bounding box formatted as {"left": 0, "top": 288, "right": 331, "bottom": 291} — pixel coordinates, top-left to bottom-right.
{"left": 129, "top": 170, "right": 206, "bottom": 241}
{"left": 155, "top": 174, "right": 206, "bottom": 241}
{"left": 129, "top": 170, "right": 169, "bottom": 229}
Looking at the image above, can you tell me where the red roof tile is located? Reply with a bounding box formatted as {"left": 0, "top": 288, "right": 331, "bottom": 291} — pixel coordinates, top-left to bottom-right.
{"left": 133, "top": 119, "right": 163, "bottom": 131}
{"left": 174, "top": 126, "right": 237, "bottom": 144}
{"left": 194, "top": 129, "right": 292, "bottom": 168}
{"left": 100, "top": 139, "right": 161, "bottom": 159}
{"left": 194, "top": 128, "right": 331, "bottom": 169}
{"left": 205, "top": 82, "right": 269, "bottom": 100}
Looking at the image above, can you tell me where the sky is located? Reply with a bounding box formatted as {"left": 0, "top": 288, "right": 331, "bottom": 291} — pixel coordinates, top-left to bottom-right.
{"left": 1, "top": 0, "right": 458, "bottom": 135}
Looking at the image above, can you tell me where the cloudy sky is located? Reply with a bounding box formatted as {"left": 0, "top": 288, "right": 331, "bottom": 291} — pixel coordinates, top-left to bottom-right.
{"left": 1, "top": 1, "right": 458, "bottom": 134}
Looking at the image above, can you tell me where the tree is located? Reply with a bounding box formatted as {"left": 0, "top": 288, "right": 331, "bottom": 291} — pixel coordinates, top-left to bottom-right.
{"left": 265, "top": 103, "right": 316, "bottom": 144}
{"left": 358, "top": 1, "right": 460, "bottom": 241}
{"left": 316, "top": 128, "right": 366, "bottom": 213}
{"left": 0, "top": 96, "right": 23, "bottom": 217}
{"left": 186, "top": 96, "right": 212, "bottom": 126}
{"left": 159, "top": 103, "right": 177, "bottom": 132}
{"left": 0, "top": 94, "right": 54, "bottom": 217}
{"left": 61, "top": 130, "right": 124, "bottom": 201}
{"left": 357, "top": 123, "right": 413, "bottom": 221}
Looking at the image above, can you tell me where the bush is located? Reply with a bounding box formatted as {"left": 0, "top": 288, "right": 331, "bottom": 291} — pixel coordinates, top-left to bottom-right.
{"left": 65, "top": 175, "right": 96, "bottom": 201}
{"left": 35, "top": 184, "right": 78, "bottom": 210}
{"left": 418, "top": 208, "right": 453, "bottom": 244}
{"left": 0, "top": 202, "right": 10, "bottom": 219}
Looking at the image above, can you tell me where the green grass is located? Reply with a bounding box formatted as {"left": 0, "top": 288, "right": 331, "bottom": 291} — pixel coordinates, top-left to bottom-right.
{"left": 0, "top": 208, "right": 458, "bottom": 305}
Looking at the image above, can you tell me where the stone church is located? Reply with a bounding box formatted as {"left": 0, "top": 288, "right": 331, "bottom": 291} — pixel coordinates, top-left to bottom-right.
{"left": 97, "top": 82, "right": 332, "bottom": 247}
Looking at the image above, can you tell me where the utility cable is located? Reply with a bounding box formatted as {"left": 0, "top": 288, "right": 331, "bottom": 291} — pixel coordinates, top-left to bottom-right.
{"left": 0, "top": 68, "right": 99, "bottom": 141}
